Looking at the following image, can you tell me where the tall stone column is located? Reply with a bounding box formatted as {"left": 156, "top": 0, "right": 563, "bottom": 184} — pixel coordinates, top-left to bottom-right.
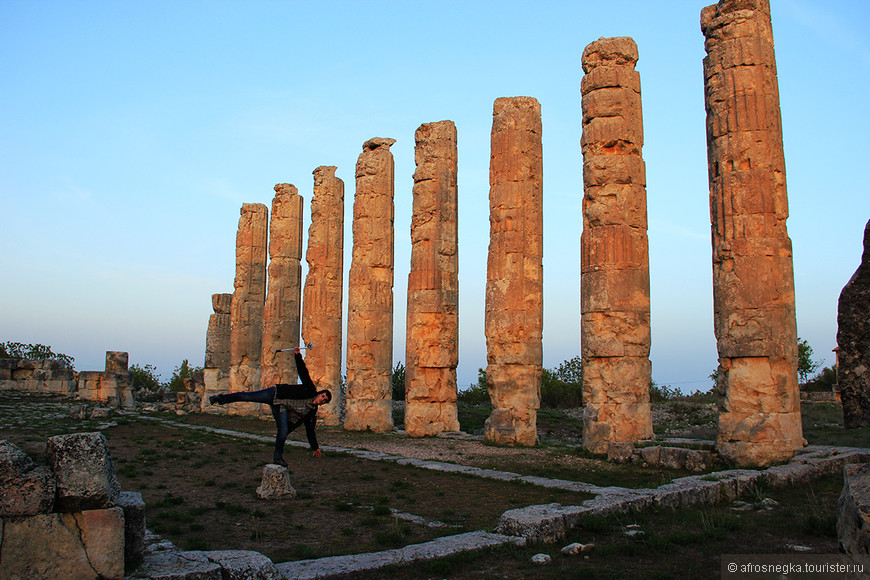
{"left": 303, "top": 166, "right": 345, "bottom": 426}
{"left": 205, "top": 293, "right": 232, "bottom": 371}
{"left": 838, "top": 220, "right": 870, "bottom": 428}
{"left": 702, "top": 0, "right": 802, "bottom": 466}
{"left": 345, "top": 138, "right": 396, "bottom": 432}
{"left": 405, "top": 121, "right": 460, "bottom": 437}
{"left": 580, "top": 37, "right": 653, "bottom": 455}
{"left": 484, "top": 97, "right": 543, "bottom": 446}
{"left": 261, "top": 184, "right": 305, "bottom": 391}
{"left": 229, "top": 203, "right": 268, "bottom": 415}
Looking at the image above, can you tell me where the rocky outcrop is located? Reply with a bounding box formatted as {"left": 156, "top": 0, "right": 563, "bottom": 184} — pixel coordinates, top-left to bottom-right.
{"left": 838, "top": 220, "right": 870, "bottom": 428}
{"left": 346, "top": 138, "right": 397, "bottom": 432}
{"left": 229, "top": 203, "right": 268, "bottom": 414}
{"left": 580, "top": 36, "right": 653, "bottom": 455}
{"left": 0, "top": 439, "right": 55, "bottom": 516}
{"left": 484, "top": 97, "right": 544, "bottom": 447}
{"left": 46, "top": 431, "right": 121, "bottom": 512}
{"left": 701, "top": 0, "right": 803, "bottom": 467}
{"left": 302, "top": 166, "right": 345, "bottom": 426}
{"left": 260, "top": 184, "right": 304, "bottom": 390}
{"left": 405, "top": 121, "right": 460, "bottom": 437}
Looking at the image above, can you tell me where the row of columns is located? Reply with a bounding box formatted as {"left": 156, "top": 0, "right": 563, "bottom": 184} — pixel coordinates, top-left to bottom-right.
{"left": 203, "top": 0, "right": 802, "bottom": 467}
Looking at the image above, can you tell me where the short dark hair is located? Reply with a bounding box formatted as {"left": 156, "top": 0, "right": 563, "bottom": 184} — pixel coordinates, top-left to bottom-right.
{"left": 316, "top": 389, "right": 332, "bottom": 404}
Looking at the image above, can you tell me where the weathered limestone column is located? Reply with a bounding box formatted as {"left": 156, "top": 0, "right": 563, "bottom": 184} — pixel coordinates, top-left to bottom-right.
{"left": 260, "top": 184, "right": 304, "bottom": 392}
{"left": 405, "top": 121, "right": 460, "bottom": 437}
{"left": 345, "top": 138, "right": 396, "bottom": 432}
{"left": 838, "top": 220, "right": 870, "bottom": 428}
{"left": 484, "top": 97, "right": 543, "bottom": 446}
{"left": 302, "top": 166, "right": 345, "bottom": 426}
{"left": 229, "top": 203, "right": 268, "bottom": 415}
{"left": 702, "top": 0, "right": 802, "bottom": 466}
{"left": 205, "top": 293, "right": 232, "bottom": 370}
{"left": 580, "top": 37, "right": 653, "bottom": 455}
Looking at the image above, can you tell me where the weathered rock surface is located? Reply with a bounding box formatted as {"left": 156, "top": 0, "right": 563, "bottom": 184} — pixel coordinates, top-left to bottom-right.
{"left": 205, "top": 293, "right": 232, "bottom": 370}
{"left": 580, "top": 36, "right": 653, "bottom": 455}
{"left": 256, "top": 463, "right": 297, "bottom": 500}
{"left": 46, "top": 431, "right": 120, "bottom": 512}
{"left": 229, "top": 203, "right": 268, "bottom": 414}
{"left": 701, "top": 0, "right": 803, "bottom": 467}
{"left": 0, "top": 508, "right": 125, "bottom": 579}
{"left": 260, "top": 183, "right": 304, "bottom": 391}
{"left": 302, "top": 166, "right": 345, "bottom": 426}
{"left": 484, "top": 97, "right": 543, "bottom": 447}
{"left": 405, "top": 120, "right": 460, "bottom": 437}
{"left": 118, "top": 490, "right": 147, "bottom": 567}
{"left": 346, "top": 138, "right": 397, "bottom": 432}
{"left": 0, "top": 439, "right": 55, "bottom": 516}
{"left": 838, "top": 462, "right": 870, "bottom": 554}
{"left": 130, "top": 549, "right": 281, "bottom": 580}
{"left": 838, "top": 220, "right": 870, "bottom": 428}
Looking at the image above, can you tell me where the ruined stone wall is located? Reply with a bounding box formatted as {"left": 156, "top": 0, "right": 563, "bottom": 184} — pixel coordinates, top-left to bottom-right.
{"left": 302, "top": 166, "right": 345, "bottom": 426}
{"left": 838, "top": 219, "right": 870, "bottom": 428}
{"left": 405, "top": 120, "right": 460, "bottom": 437}
{"left": 260, "top": 184, "right": 304, "bottom": 391}
{"left": 345, "top": 138, "right": 396, "bottom": 432}
{"left": 229, "top": 203, "right": 268, "bottom": 415}
{"left": 205, "top": 293, "right": 232, "bottom": 370}
{"left": 580, "top": 37, "right": 653, "bottom": 454}
{"left": 702, "top": 0, "right": 802, "bottom": 466}
{"left": 484, "top": 97, "right": 543, "bottom": 446}
{"left": 0, "top": 358, "right": 75, "bottom": 396}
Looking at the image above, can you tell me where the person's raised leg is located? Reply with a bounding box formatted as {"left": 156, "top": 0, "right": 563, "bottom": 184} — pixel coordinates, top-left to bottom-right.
{"left": 210, "top": 386, "right": 276, "bottom": 406}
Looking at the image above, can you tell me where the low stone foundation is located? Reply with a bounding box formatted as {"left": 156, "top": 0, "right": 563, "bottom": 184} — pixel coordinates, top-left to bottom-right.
{"left": 606, "top": 442, "right": 714, "bottom": 472}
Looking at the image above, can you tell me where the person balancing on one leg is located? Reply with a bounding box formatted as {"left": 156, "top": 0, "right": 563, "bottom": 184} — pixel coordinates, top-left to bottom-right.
{"left": 209, "top": 346, "right": 331, "bottom": 467}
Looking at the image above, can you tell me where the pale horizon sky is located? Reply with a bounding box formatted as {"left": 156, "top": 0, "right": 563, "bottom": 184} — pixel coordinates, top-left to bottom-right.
{"left": 2, "top": 0, "right": 868, "bottom": 392}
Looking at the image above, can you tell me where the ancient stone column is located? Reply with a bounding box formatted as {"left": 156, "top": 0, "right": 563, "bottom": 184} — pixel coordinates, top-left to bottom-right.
{"left": 838, "top": 219, "right": 870, "bottom": 428}
{"left": 484, "top": 97, "right": 543, "bottom": 446}
{"left": 229, "top": 203, "right": 268, "bottom": 413}
{"left": 345, "top": 138, "right": 396, "bottom": 432}
{"left": 205, "top": 293, "right": 232, "bottom": 370}
{"left": 702, "top": 0, "right": 802, "bottom": 466}
{"left": 302, "top": 166, "right": 345, "bottom": 426}
{"left": 405, "top": 121, "right": 460, "bottom": 437}
{"left": 580, "top": 37, "right": 653, "bottom": 455}
{"left": 260, "top": 184, "right": 305, "bottom": 392}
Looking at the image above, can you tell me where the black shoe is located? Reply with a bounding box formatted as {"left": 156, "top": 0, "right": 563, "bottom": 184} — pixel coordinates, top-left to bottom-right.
{"left": 273, "top": 458, "right": 288, "bottom": 468}
{"left": 209, "top": 394, "right": 224, "bottom": 405}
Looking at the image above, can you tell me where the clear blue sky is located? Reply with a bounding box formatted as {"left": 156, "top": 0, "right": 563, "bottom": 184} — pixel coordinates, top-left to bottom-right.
{"left": 2, "top": 1, "right": 868, "bottom": 392}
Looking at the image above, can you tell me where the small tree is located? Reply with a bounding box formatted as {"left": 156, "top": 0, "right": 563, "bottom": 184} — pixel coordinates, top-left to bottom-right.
{"left": 168, "top": 359, "right": 202, "bottom": 392}
{"left": 797, "top": 338, "right": 821, "bottom": 385}
{"left": 458, "top": 368, "right": 490, "bottom": 405}
{"left": 1, "top": 341, "right": 75, "bottom": 369}
{"left": 130, "top": 363, "right": 162, "bottom": 391}
{"left": 391, "top": 361, "right": 406, "bottom": 400}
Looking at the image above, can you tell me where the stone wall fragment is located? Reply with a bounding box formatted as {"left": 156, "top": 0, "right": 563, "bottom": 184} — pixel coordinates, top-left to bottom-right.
{"left": 484, "top": 97, "right": 543, "bottom": 446}
{"left": 701, "top": 0, "right": 803, "bottom": 467}
{"left": 205, "top": 293, "right": 232, "bottom": 370}
{"left": 405, "top": 120, "right": 460, "bottom": 437}
{"left": 46, "top": 431, "right": 120, "bottom": 512}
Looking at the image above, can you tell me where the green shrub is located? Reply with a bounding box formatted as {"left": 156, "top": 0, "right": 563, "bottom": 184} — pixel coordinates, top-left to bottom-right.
{"left": 457, "top": 369, "right": 490, "bottom": 405}
{"left": 0, "top": 341, "right": 74, "bottom": 369}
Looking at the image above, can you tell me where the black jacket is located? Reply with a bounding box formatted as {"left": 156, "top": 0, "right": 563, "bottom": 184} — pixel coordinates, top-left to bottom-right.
{"left": 274, "top": 352, "right": 319, "bottom": 450}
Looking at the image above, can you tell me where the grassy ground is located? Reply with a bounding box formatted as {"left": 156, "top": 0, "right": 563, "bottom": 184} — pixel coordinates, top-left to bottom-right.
{"left": 0, "top": 391, "right": 862, "bottom": 578}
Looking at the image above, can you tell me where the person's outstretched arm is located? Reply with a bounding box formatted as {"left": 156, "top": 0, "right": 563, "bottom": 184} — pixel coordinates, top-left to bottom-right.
{"left": 304, "top": 413, "right": 321, "bottom": 458}
{"left": 294, "top": 348, "right": 316, "bottom": 395}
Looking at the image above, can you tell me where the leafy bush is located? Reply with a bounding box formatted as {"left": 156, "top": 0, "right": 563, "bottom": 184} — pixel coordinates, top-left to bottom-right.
{"left": 803, "top": 366, "right": 837, "bottom": 392}
{"left": 167, "top": 359, "right": 202, "bottom": 392}
{"left": 457, "top": 368, "right": 490, "bottom": 405}
{"left": 391, "top": 361, "right": 405, "bottom": 400}
{"left": 0, "top": 341, "right": 75, "bottom": 369}
{"left": 130, "top": 363, "right": 162, "bottom": 391}
{"left": 541, "top": 369, "right": 582, "bottom": 408}
{"left": 649, "top": 380, "right": 681, "bottom": 402}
